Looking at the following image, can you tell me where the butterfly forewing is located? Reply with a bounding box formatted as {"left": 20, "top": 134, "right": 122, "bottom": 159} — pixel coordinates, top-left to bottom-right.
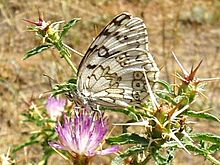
{"left": 77, "top": 12, "right": 159, "bottom": 108}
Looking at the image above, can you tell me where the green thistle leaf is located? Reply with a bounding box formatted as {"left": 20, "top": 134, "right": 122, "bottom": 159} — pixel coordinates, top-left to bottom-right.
{"left": 23, "top": 44, "right": 52, "bottom": 60}
{"left": 111, "top": 155, "right": 125, "bottom": 165}
{"left": 152, "top": 148, "right": 174, "bottom": 165}
{"left": 52, "top": 78, "right": 77, "bottom": 96}
{"left": 186, "top": 110, "right": 220, "bottom": 122}
{"left": 107, "top": 133, "right": 149, "bottom": 145}
{"left": 156, "top": 92, "right": 177, "bottom": 105}
{"left": 190, "top": 133, "right": 220, "bottom": 144}
{"left": 157, "top": 80, "right": 173, "bottom": 94}
{"left": 186, "top": 143, "right": 220, "bottom": 165}
{"left": 12, "top": 140, "right": 39, "bottom": 152}
{"left": 60, "top": 18, "right": 80, "bottom": 38}
{"left": 102, "top": 106, "right": 140, "bottom": 121}
{"left": 111, "top": 146, "right": 146, "bottom": 165}
{"left": 208, "top": 144, "right": 220, "bottom": 153}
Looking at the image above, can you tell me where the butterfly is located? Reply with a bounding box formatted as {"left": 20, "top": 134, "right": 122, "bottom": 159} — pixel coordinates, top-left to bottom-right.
{"left": 76, "top": 12, "right": 159, "bottom": 108}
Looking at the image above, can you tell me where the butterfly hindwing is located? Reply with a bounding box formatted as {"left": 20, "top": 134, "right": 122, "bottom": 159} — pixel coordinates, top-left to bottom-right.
{"left": 84, "top": 49, "right": 158, "bottom": 107}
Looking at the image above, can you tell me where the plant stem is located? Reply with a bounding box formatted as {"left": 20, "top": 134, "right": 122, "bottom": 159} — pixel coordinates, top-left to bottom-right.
{"left": 72, "top": 156, "right": 91, "bottom": 165}
{"left": 54, "top": 42, "right": 78, "bottom": 75}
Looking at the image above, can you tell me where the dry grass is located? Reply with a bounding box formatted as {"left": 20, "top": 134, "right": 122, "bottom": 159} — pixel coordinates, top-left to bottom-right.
{"left": 0, "top": 0, "right": 220, "bottom": 164}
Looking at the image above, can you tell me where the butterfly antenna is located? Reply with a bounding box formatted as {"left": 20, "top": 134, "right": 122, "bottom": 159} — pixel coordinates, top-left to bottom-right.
{"left": 43, "top": 74, "right": 57, "bottom": 88}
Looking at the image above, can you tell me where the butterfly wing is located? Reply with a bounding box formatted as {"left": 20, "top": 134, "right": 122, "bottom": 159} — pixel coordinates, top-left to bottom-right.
{"left": 77, "top": 12, "right": 159, "bottom": 107}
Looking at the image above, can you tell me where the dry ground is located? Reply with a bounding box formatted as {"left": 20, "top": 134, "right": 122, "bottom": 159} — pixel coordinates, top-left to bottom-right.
{"left": 0, "top": 0, "right": 220, "bottom": 164}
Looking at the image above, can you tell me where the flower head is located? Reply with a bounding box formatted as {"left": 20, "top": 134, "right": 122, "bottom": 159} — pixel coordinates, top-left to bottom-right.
{"left": 23, "top": 11, "right": 63, "bottom": 43}
{"left": 46, "top": 97, "right": 66, "bottom": 120}
{"left": 23, "top": 11, "right": 50, "bottom": 30}
{"left": 49, "top": 108, "right": 120, "bottom": 159}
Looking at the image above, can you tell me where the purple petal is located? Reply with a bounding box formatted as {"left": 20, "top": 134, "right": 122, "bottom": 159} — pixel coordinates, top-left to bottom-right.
{"left": 46, "top": 97, "right": 66, "bottom": 119}
{"left": 49, "top": 109, "right": 111, "bottom": 157}
{"left": 96, "top": 146, "right": 121, "bottom": 155}
{"left": 48, "top": 141, "right": 66, "bottom": 150}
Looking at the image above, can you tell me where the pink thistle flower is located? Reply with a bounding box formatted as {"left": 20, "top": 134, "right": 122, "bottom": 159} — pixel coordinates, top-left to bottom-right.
{"left": 23, "top": 11, "right": 50, "bottom": 30}
{"left": 49, "top": 109, "right": 120, "bottom": 160}
{"left": 45, "top": 97, "right": 66, "bottom": 120}
{"left": 23, "top": 11, "right": 63, "bottom": 44}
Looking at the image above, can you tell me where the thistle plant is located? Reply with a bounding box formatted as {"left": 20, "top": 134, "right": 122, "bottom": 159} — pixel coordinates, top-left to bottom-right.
{"left": 12, "top": 97, "right": 61, "bottom": 164}
{"left": 23, "top": 11, "right": 81, "bottom": 74}
{"left": 13, "top": 12, "right": 220, "bottom": 165}
{"left": 107, "top": 55, "right": 220, "bottom": 164}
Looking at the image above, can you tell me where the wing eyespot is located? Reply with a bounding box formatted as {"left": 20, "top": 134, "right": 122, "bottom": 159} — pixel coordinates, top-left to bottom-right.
{"left": 98, "top": 46, "right": 109, "bottom": 57}
{"left": 133, "top": 71, "right": 144, "bottom": 80}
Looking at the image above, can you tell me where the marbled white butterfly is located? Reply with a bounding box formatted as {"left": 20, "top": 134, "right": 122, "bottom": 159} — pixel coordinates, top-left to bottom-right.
{"left": 77, "top": 12, "right": 159, "bottom": 108}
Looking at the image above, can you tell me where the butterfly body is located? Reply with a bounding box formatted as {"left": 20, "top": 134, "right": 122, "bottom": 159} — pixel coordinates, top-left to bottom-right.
{"left": 77, "top": 12, "right": 159, "bottom": 108}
